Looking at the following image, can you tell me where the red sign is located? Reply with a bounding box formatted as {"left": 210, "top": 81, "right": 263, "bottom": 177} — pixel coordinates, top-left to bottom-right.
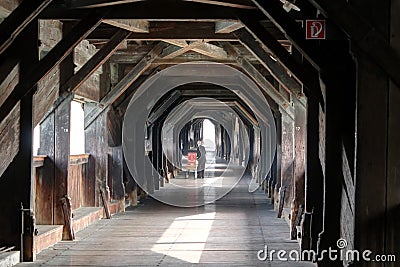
{"left": 187, "top": 152, "right": 197, "bottom": 170}
{"left": 306, "top": 20, "right": 326, "bottom": 40}
{"left": 188, "top": 152, "right": 197, "bottom": 163}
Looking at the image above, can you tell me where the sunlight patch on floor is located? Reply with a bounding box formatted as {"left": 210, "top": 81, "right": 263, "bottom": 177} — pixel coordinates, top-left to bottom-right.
{"left": 151, "top": 212, "right": 216, "bottom": 263}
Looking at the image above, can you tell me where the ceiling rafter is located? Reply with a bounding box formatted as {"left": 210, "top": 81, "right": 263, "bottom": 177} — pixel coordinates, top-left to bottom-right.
{"left": 61, "top": 29, "right": 131, "bottom": 93}
{"left": 85, "top": 42, "right": 168, "bottom": 128}
{"left": 67, "top": 0, "right": 144, "bottom": 9}
{"left": 232, "top": 28, "right": 302, "bottom": 99}
{"left": 215, "top": 21, "right": 244, "bottom": 33}
{"left": 237, "top": 16, "right": 322, "bottom": 101}
{"left": 182, "top": 0, "right": 256, "bottom": 9}
{"left": 0, "top": 12, "right": 104, "bottom": 124}
{"left": 102, "top": 19, "right": 149, "bottom": 33}
{"left": 0, "top": 0, "right": 53, "bottom": 56}
{"left": 251, "top": 0, "right": 323, "bottom": 70}
{"left": 222, "top": 42, "right": 294, "bottom": 117}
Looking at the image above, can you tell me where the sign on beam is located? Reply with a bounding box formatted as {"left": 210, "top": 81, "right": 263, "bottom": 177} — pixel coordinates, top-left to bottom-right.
{"left": 306, "top": 20, "right": 326, "bottom": 40}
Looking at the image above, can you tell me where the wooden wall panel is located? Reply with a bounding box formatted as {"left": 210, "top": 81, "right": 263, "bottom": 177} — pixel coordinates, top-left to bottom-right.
{"left": 34, "top": 159, "right": 54, "bottom": 225}
{"left": 68, "top": 164, "right": 84, "bottom": 210}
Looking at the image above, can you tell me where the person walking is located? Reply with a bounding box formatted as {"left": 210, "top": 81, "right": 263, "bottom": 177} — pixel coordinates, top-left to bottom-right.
{"left": 196, "top": 140, "right": 206, "bottom": 178}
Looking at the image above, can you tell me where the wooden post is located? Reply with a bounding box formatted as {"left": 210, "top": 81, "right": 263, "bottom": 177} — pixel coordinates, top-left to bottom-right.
{"left": 353, "top": 54, "right": 390, "bottom": 266}
{"left": 278, "top": 108, "right": 294, "bottom": 217}
{"left": 18, "top": 20, "right": 38, "bottom": 262}
{"left": 273, "top": 112, "right": 282, "bottom": 210}
{"left": 386, "top": 4, "right": 400, "bottom": 264}
{"left": 54, "top": 97, "right": 72, "bottom": 239}
{"left": 85, "top": 103, "right": 108, "bottom": 207}
{"left": 290, "top": 98, "right": 306, "bottom": 240}
{"left": 54, "top": 22, "right": 74, "bottom": 240}
{"left": 60, "top": 196, "right": 75, "bottom": 240}
{"left": 301, "top": 94, "right": 324, "bottom": 252}
{"left": 317, "top": 46, "right": 352, "bottom": 265}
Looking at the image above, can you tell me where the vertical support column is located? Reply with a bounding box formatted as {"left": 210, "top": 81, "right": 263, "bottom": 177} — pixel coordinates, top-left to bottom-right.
{"left": 386, "top": 2, "right": 400, "bottom": 264}
{"left": 301, "top": 95, "right": 324, "bottom": 252}
{"left": 274, "top": 112, "right": 282, "bottom": 210}
{"left": 107, "top": 107, "right": 124, "bottom": 203}
{"left": 54, "top": 21, "right": 74, "bottom": 240}
{"left": 278, "top": 109, "right": 294, "bottom": 218}
{"left": 18, "top": 20, "right": 38, "bottom": 262}
{"left": 353, "top": 54, "right": 389, "bottom": 266}
{"left": 317, "top": 60, "right": 349, "bottom": 265}
{"left": 290, "top": 97, "right": 306, "bottom": 240}
{"left": 54, "top": 97, "right": 72, "bottom": 239}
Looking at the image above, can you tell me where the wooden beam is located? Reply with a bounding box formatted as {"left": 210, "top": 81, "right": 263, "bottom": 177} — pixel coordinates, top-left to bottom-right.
{"left": 161, "top": 41, "right": 204, "bottom": 59}
{"left": 225, "top": 42, "right": 294, "bottom": 118}
{"left": 0, "top": 57, "right": 19, "bottom": 89}
{"left": 0, "top": 12, "right": 103, "bottom": 124}
{"left": 84, "top": 42, "right": 166, "bottom": 128}
{"left": 308, "top": 0, "right": 400, "bottom": 89}
{"left": 68, "top": 0, "right": 143, "bottom": 8}
{"left": 102, "top": 19, "right": 149, "bottom": 33}
{"left": 0, "top": 0, "right": 53, "bottom": 56}
{"left": 233, "top": 28, "right": 303, "bottom": 99}
{"left": 237, "top": 16, "right": 321, "bottom": 99}
{"left": 88, "top": 22, "right": 238, "bottom": 41}
{"left": 250, "top": 0, "right": 323, "bottom": 70}
{"left": 183, "top": 0, "right": 256, "bottom": 9}
{"left": 193, "top": 42, "right": 228, "bottom": 59}
{"left": 41, "top": 1, "right": 263, "bottom": 20}
{"left": 215, "top": 21, "right": 243, "bottom": 33}
{"left": 61, "top": 29, "right": 131, "bottom": 93}
{"left": 163, "top": 40, "right": 228, "bottom": 59}
{"left": 147, "top": 91, "right": 181, "bottom": 125}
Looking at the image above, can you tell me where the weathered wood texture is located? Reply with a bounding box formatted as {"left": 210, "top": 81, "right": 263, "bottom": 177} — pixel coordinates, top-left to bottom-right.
{"left": 0, "top": 62, "right": 18, "bottom": 108}
{"left": 302, "top": 95, "right": 323, "bottom": 252}
{"left": 85, "top": 103, "right": 108, "bottom": 207}
{"left": 68, "top": 163, "right": 86, "bottom": 210}
{"left": 273, "top": 113, "right": 282, "bottom": 211}
{"left": 73, "top": 40, "right": 103, "bottom": 101}
{"left": 0, "top": 104, "right": 20, "bottom": 177}
{"left": 0, "top": 12, "right": 103, "bottom": 124}
{"left": 290, "top": 98, "right": 306, "bottom": 240}
{"left": 53, "top": 98, "right": 72, "bottom": 231}
{"left": 353, "top": 54, "right": 390, "bottom": 266}
{"left": 279, "top": 109, "right": 294, "bottom": 209}
{"left": 34, "top": 156, "right": 54, "bottom": 225}
{"left": 37, "top": 113, "right": 55, "bottom": 225}
{"left": 386, "top": 2, "right": 400, "bottom": 263}
{"left": 0, "top": 0, "right": 52, "bottom": 55}
{"left": 108, "top": 146, "right": 125, "bottom": 201}
{"left": 35, "top": 20, "right": 62, "bottom": 126}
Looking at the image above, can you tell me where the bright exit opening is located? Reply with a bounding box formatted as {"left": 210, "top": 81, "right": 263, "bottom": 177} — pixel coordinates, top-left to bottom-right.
{"left": 202, "top": 119, "right": 216, "bottom": 153}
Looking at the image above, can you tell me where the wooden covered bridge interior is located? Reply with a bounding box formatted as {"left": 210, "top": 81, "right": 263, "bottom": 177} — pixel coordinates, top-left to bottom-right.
{"left": 0, "top": 0, "right": 399, "bottom": 266}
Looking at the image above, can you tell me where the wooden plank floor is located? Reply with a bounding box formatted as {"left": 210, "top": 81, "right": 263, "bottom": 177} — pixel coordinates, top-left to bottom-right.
{"left": 18, "top": 172, "right": 314, "bottom": 266}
